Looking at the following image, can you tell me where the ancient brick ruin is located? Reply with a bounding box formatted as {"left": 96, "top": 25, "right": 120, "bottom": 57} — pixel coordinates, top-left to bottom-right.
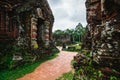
{"left": 0, "top": 0, "right": 56, "bottom": 69}
{"left": 74, "top": 0, "right": 120, "bottom": 79}
{"left": 84, "top": 0, "right": 120, "bottom": 66}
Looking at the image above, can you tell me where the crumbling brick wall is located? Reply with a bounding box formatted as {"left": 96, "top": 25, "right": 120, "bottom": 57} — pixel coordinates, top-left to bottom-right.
{"left": 73, "top": 1, "right": 120, "bottom": 79}
{"left": 0, "top": 0, "right": 56, "bottom": 69}
{"left": 85, "top": 0, "right": 120, "bottom": 66}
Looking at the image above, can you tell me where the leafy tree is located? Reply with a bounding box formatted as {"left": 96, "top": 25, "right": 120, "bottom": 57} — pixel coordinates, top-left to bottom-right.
{"left": 53, "top": 29, "right": 64, "bottom": 35}
{"left": 64, "top": 29, "right": 74, "bottom": 35}
{"left": 74, "top": 23, "right": 86, "bottom": 42}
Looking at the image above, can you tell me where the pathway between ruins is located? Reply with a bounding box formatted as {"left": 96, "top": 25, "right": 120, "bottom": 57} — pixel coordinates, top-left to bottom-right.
{"left": 17, "top": 47, "right": 77, "bottom": 80}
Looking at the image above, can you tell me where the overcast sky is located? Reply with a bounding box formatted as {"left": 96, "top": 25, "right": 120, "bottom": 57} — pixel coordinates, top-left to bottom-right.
{"left": 47, "top": 0, "right": 87, "bottom": 31}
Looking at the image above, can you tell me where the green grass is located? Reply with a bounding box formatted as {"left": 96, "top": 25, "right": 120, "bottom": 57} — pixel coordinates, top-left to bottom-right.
{"left": 0, "top": 52, "right": 58, "bottom": 80}
{"left": 75, "top": 45, "right": 81, "bottom": 50}
{"left": 56, "top": 71, "right": 74, "bottom": 80}
{"left": 66, "top": 44, "right": 81, "bottom": 52}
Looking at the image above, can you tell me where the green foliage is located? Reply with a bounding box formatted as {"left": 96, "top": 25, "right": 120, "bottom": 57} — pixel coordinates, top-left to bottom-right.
{"left": 0, "top": 45, "right": 29, "bottom": 70}
{"left": 53, "top": 29, "right": 65, "bottom": 35}
{"left": 0, "top": 44, "right": 14, "bottom": 69}
{"left": 74, "top": 63, "right": 103, "bottom": 80}
{"left": 0, "top": 52, "right": 59, "bottom": 80}
{"left": 110, "top": 76, "right": 118, "bottom": 80}
{"left": 0, "top": 54, "right": 13, "bottom": 69}
{"left": 73, "top": 50, "right": 120, "bottom": 80}
{"left": 64, "top": 29, "right": 75, "bottom": 35}
{"left": 56, "top": 71, "right": 74, "bottom": 80}
{"left": 66, "top": 44, "right": 81, "bottom": 52}
{"left": 74, "top": 23, "right": 86, "bottom": 42}
{"left": 53, "top": 22, "right": 86, "bottom": 44}
{"left": 73, "top": 51, "right": 103, "bottom": 80}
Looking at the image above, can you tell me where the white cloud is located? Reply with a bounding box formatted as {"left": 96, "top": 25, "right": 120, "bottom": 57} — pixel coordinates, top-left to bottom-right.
{"left": 48, "top": 0, "right": 87, "bottom": 31}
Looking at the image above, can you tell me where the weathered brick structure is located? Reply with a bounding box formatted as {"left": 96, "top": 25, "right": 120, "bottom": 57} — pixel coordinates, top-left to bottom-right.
{"left": 74, "top": 0, "right": 120, "bottom": 79}
{"left": 85, "top": 0, "right": 120, "bottom": 66}
{"left": 0, "top": 0, "right": 56, "bottom": 69}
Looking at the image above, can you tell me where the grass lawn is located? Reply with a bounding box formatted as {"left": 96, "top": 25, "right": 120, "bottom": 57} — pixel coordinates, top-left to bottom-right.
{"left": 0, "top": 52, "right": 58, "bottom": 80}
{"left": 66, "top": 44, "right": 81, "bottom": 52}
{"left": 56, "top": 71, "right": 74, "bottom": 80}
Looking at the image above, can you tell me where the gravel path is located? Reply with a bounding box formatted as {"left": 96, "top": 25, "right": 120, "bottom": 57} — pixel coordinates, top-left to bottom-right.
{"left": 17, "top": 47, "right": 77, "bottom": 80}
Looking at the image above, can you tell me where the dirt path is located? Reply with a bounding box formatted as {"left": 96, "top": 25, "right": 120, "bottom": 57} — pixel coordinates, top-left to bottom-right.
{"left": 17, "top": 47, "right": 77, "bottom": 80}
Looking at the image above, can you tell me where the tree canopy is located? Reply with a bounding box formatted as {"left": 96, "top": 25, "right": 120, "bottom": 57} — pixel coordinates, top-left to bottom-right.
{"left": 53, "top": 23, "right": 86, "bottom": 42}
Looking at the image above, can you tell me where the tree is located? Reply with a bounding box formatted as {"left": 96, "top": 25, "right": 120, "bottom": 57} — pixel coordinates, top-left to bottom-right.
{"left": 74, "top": 23, "right": 86, "bottom": 42}
{"left": 53, "top": 29, "right": 64, "bottom": 35}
